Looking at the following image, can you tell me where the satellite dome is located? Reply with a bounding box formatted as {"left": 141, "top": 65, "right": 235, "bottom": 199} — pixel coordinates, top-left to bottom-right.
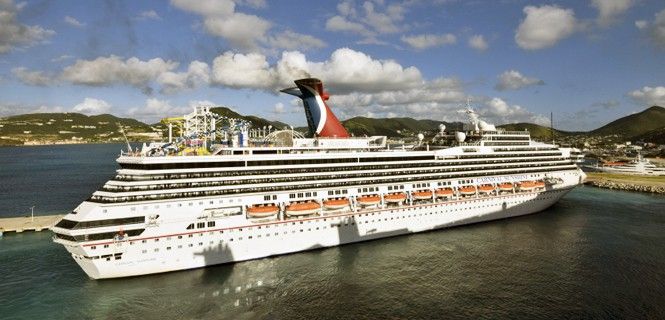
{"left": 455, "top": 132, "right": 466, "bottom": 143}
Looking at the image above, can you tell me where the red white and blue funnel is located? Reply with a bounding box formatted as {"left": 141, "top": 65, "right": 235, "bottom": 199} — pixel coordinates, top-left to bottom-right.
{"left": 281, "top": 78, "right": 349, "bottom": 138}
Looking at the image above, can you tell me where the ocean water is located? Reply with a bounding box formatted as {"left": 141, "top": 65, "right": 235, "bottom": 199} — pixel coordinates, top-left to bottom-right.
{"left": 0, "top": 145, "right": 664, "bottom": 319}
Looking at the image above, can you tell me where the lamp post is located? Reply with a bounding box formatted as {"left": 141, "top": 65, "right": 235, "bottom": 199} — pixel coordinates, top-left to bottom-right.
{"left": 30, "top": 206, "right": 35, "bottom": 222}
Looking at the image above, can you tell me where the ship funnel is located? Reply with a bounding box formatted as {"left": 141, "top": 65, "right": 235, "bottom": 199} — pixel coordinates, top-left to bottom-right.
{"left": 280, "top": 78, "right": 349, "bottom": 138}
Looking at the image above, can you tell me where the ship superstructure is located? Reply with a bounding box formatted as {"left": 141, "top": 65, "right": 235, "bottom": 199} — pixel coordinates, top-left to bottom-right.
{"left": 52, "top": 78, "right": 586, "bottom": 279}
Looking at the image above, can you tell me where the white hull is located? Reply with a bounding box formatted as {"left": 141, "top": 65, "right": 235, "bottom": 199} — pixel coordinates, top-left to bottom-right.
{"left": 70, "top": 184, "right": 574, "bottom": 279}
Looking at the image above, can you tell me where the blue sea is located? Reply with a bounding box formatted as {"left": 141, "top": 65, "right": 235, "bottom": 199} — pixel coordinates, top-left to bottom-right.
{"left": 0, "top": 144, "right": 664, "bottom": 319}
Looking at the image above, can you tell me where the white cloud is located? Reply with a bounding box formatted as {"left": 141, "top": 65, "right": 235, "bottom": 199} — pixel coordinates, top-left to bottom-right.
{"left": 515, "top": 5, "right": 577, "bottom": 50}
{"left": 592, "top": 0, "right": 633, "bottom": 27}
{"left": 0, "top": 0, "right": 55, "bottom": 54}
{"left": 72, "top": 98, "right": 112, "bottom": 115}
{"left": 61, "top": 55, "right": 178, "bottom": 93}
{"left": 12, "top": 67, "right": 53, "bottom": 86}
{"left": 401, "top": 33, "right": 456, "bottom": 50}
{"left": 156, "top": 60, "right": 210, "bottom": 94}
{"left": 127, "top": 98, "right": 212, "bottom": 122}
{"left": 468, "top": 34, "right": 488, "bottom": 51}
{"left": 325, "top": 0, "right": 407, "bottom": 42}
{"left": 495, "top": 70, "right": 544, "bottom": 91}
{"left": 635, "top": 9, "right": 665, "bottom": 48}
{"left": 273, "top": 102, "right": 285, "bottom": 114}
{"left": 480, "top": 97, "right": 549, "bottom": 125}
{"left": 203, "top": 12, "right": 271, "bottom": 51}
{"left": 0, "top": 102, "right": 63, "bottom": 116}
{"left": 628, "top": 86, "right": 665, "bottom": 106}
{"left": 64, "top": 16, "right": 85, "bottom": 28}
{"left": 267, "top": 30, "right": 326, "bottom": 51}
{"left": 137, "top": 10, "right": 161, "bottom": 20}
{"left": 51, "top": 54, "right": 73, "bottom": 62}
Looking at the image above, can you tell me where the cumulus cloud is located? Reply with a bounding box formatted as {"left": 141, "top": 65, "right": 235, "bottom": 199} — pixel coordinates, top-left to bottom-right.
{"left": 325, "top": 0, "right": 407, "bottom": 42}
{"left": 12, "top": 67, "right": 54, "bottom": 86}
{"left": 592, "top": 0, "right": 633, "bottom": 27}
{"left": 0, "top": 0, "right": 55, "bottom": 54}
{"left": 401, "top": 33, "right": 456, "bottom": 50}
{"left": 72, "top": 98, "right": 112, "bottom": 115}
{"left": 127, "top": 98, "right": 212, "bottom": 122}
{"left": 0, "top": 102, "right": 63, "bottom": 116}
{"left": 273, "top": 102, "right": 285, "bottom": 114}
{"left": 628, "top": 86, "right": 665, "bottom": 106}
{"left": 495, "top": 70, "right": 544, "bottom": 91}
{"left": 515, "top": 5, "right": 577, "bottom": 50}
{"left": 156, "top": 60, "right": 211, "bottom": 94}
{"left": 267, "top": 30, "right": 326, "bottom": 51}
{"left": 635, "top": 9, "right": 665, "bottom": 48}
{"left": 480, "top": 98, "right": 549, "bottom": 125}
{"left": 211, "top": 48, "right": 423, "bottom": 94}
{"left": 468, "top": 34, "right": 488, "bottom": 51}
{"left": 61, "top": 55, "right": 179, "bottom": 94}
{"left": 64, "top": 16, "right": 85, "bottom": 28}
{"left": 170, "top": 0, "right": 323, "bottom": 52}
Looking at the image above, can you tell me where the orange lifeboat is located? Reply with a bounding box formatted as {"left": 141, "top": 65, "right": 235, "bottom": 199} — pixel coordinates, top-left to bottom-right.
{"left": 534, "top": 181, "right": 546, "bottom": 189}
{"left": 323, "top": 198, "right": 349, "bottom": 210}
{"left": 285, "top": 201, "right": 321, "bottom": 216}
{"left": 458, "top": 186, "right": 476, "bottom": 196}
{"left": 435, "top": 188, "right": 454, "bottom": 198}
{"left": 498, "top": 183, "right": 513, "bottom": 192}
{"left": 518, "top": 181, "right": 536, "bottom": 191}
{"left": 478, "top": 185, "right": 495, "bottom": 194}
{"left": 357, "top": 195, "right": 381, "bottom": 206}
{"left": 247, "top": 205, "right": 279, "bottom": 218}
{"left": 384, "top": 193, "right": 407, "bottom": 203}
{"left": 412, "top": 190, "right": 433, "bottom": 200}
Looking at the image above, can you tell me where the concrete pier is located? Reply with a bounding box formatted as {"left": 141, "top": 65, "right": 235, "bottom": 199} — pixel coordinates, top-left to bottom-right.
{"left": 0, "top": 214, "right": 63, "bottom": 234}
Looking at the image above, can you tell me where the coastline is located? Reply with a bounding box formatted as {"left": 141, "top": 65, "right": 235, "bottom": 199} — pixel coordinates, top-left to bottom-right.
{"left": 584, "top": 172, "right": 665, "bottom": 194}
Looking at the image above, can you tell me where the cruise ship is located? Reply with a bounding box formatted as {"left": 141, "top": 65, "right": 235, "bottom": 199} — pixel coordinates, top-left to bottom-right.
{"left": 584, "top": 153, "right": 665, "bottom": 176}
{"left": 52, "top": 78, "right": 586, "bottom": 279}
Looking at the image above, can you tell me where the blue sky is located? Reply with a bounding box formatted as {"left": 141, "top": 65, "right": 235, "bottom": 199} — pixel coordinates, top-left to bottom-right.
{"left": 0, "top": 0, "right": 664, "bottom": 130}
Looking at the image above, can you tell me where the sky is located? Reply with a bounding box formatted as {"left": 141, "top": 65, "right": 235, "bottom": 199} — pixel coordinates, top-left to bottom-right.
{"left": 0, "top": 0, "right": 664, "bottom": 131}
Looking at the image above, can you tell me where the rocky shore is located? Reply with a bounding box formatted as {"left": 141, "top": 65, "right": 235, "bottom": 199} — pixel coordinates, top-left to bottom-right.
{"left": 584, "top": 173, "right": 665, "bottom": 194}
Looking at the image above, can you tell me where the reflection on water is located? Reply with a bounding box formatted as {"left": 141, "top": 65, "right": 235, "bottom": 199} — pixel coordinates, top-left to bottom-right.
{"left": 1, "top": 187, "right": 664, "bottom": 319}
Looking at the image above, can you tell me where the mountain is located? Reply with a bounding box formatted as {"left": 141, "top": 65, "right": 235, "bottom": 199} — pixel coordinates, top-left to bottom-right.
{"left": 0, "top": 112, "right": 158, "bottom": 144}
{"left": 210, "top": 107, "right": 289, "bottom": 130}
{"left": 590, "top": 106, "right": 665, "bottom": 137}
{"left": 497, "top": 123, "right": 574, "bottom": 141}
{"left": 341, "top": 116, "right": 463, "bottom": 137}
{"left": 631, "top": 126, "right": 665, "bottom": 144}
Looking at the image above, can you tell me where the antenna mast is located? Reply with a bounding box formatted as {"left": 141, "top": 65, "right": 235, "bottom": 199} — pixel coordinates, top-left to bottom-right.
{"left": 117, "top": 122, "right": 132, "bottom": 153}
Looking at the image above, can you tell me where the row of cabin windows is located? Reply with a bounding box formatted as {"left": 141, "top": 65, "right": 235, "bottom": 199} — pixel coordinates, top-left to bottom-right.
{"left": 119, "top": 155, "right": 435, "bottom": 170}
{"left": 289, "top": 192, "right": 319, "bottom": 199}
{"left": 358, "top": 186, "right": 378, "bottom": 193}
{"left": 54, "top": 228, "right": 144, "bottom": 242}
{"left": 263, "top": 195, "right": 278, "bottom": 201}
{"left": 114, "top": 153, "right": 564, "bottom": 182}
{"left": 55, "top": 216, "right": 145, "bottom": 230}
{"left": 387, "top": 185, "right": 405, "bottom": 191}
{"left": 186, "top": 221, "right": 216, "bottom": 230}
{"left": 104, "top": 160, "right": 571, "bottom": 194}
{"left": 328, "top": 189, "right": 349, "bottom": 196}
{"left": 90, "top": 166, "right": 575, "bottom": 204}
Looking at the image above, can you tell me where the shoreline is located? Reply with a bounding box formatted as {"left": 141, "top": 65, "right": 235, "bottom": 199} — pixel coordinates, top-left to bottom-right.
{"left": 584, "top": 172, "right": 665, "bottom": 194}
{"left": 0, "top": 214, "right": 63, "bottom": 234}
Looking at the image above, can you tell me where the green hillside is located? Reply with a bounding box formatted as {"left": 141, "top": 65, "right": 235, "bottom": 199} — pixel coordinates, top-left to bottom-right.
{"left": 497, "top": 123, "right": 573, "bottom": 141}
{"left": 210, "top": 107, "right": 288, "bottom": 130}
{"left": 630, "top": 126, "right": 665, "bottom": 144}
{"left": 590, "top": 106, "right": 665, "bottom": 137}
{"left": 342, "top": 116, "right": 462, "bottom": 137}
{"left": 0, "top": 112, "right": 158, "bottom": 144}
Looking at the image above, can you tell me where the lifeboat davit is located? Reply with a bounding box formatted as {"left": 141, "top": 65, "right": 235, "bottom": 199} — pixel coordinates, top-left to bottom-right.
{"left": 384, "top": 193, "right": 407, "bottom": 203}
{"left": 323, "top": 198, "right": 349, "bottom": 210}
{"left": 498, "top": 183, "right": 513, "bottom": 192}
{"left": 285, "top": 202, "right": 321, "bottom": 216}
{"left": 478, "top": 185, "right": 495, "bottom": 194}
{"left": 435, "top": 188, "right": 454, "bottom": 198}
{"left": 247, "top": 205, "right": 279, "bottom": 218}
{"left": 357, "top": 195, "right": 381, "bottom": 206}
{"left": 412, "top": 190, "right": 433, "bottom": 200}
{"left": 458, "top": 186, "right": 476, "bottom": 196}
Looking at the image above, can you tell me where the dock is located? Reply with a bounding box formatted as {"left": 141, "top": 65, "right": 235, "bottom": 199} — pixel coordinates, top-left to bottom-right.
{"left": 0, "top": 214, "right": 63, "bottom": 234}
